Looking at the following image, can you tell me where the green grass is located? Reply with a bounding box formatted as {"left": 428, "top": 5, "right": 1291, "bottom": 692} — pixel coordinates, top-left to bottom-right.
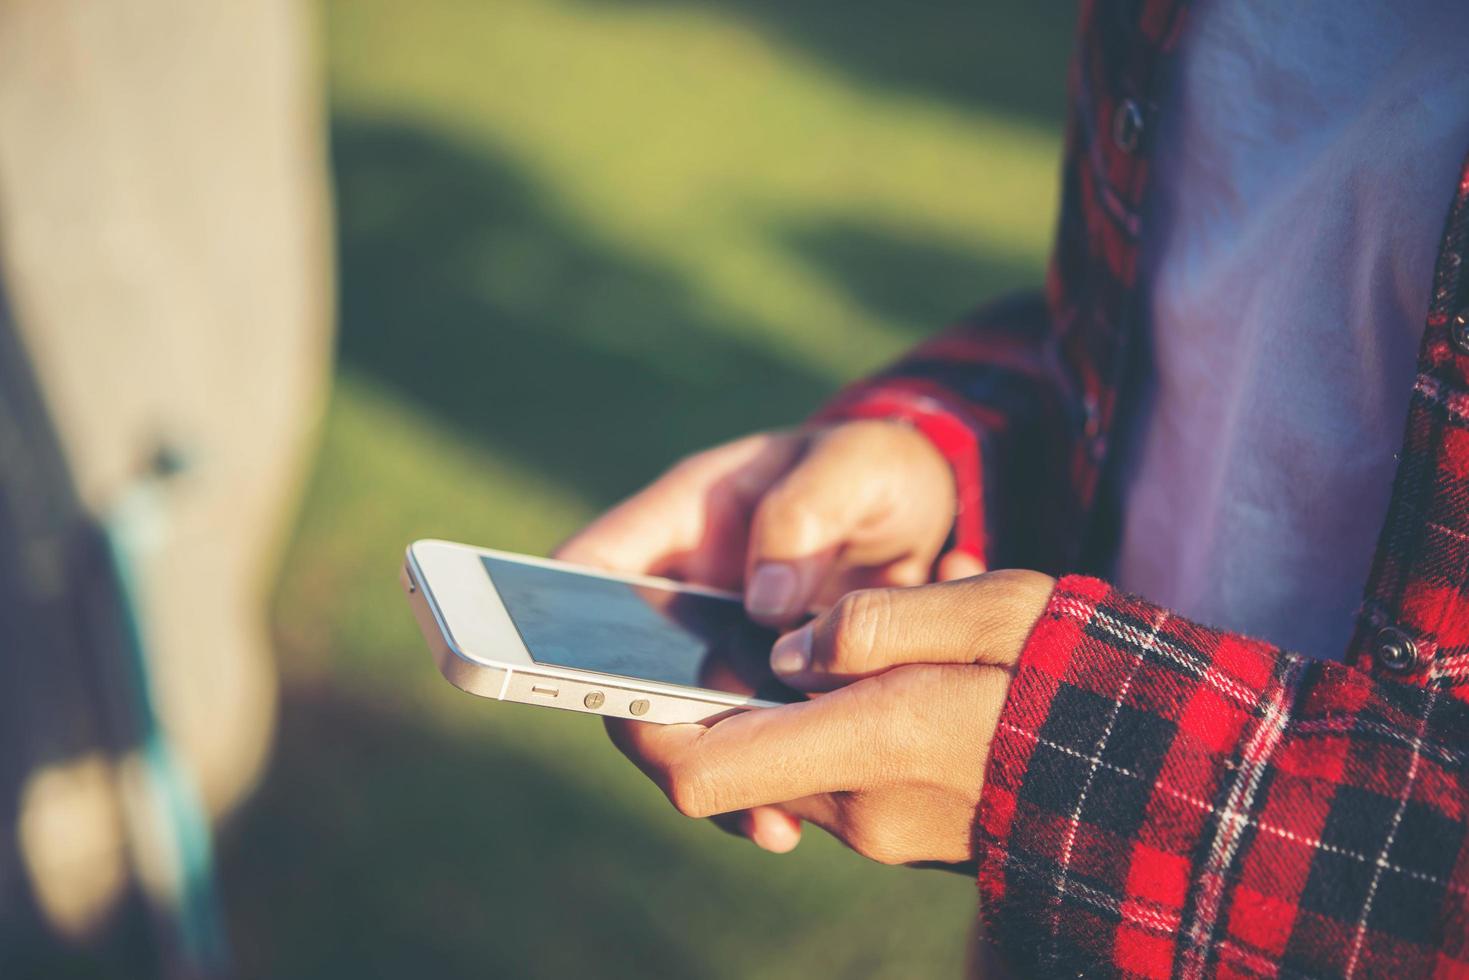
{"left": 221, "top": 0, "right": 1074, "bottom": 976}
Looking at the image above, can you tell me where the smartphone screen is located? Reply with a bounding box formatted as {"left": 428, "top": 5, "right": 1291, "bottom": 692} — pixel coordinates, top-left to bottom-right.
{"left": 481, "top": 555, "right": 800, "bottom": 703}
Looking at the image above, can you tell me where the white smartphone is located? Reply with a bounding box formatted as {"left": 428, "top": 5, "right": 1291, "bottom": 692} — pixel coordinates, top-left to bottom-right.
{"left": 402, "top": 539, "right": 801, "bottom": 724}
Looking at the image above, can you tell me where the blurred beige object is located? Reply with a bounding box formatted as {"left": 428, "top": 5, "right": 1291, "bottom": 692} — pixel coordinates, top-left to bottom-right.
{"left": 16, "top": 754, "right": 129, "bottom": 943}
{"left": 0, "top": 0, "right": 332, "bottom": 960}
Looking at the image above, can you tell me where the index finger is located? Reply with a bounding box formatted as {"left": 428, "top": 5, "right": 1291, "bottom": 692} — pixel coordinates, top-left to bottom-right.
{"left": 555, "top": 432, "right": 804, "bottom": 580}
{"left": 618, "top": 685, "right": 879, "bottom": 819}
{"left": 607, "top": 717, "right": 804, "bottom": 852}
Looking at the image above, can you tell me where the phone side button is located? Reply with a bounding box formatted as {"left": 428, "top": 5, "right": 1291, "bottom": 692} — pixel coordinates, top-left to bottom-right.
{"left": 583, "top": 691, "right": 605, "bottom": 710}
{"left": 629, "top": 699, "right": 650, "bottom": 717}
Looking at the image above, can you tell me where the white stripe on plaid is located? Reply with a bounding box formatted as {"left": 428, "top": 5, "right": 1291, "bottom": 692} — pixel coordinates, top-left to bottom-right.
{"left": 1343, "top": 683, "right": 1442, "bottom": 978}
{"left": 997, "top": 843, "right": 1329, "bottom": 980}
{"left": 1293, "top": 715, "right": 1465, "bottom": 768}
{"left": 999, "top": 721, "right": 1469, "bottom": 896}
{"left": 1052, "top": 595, "right": 1261, "bottom": 709}
{"left": 1043, "top": 600, "right": 1167, "bottom": 970}
{"left": 1178, "top": 658, "right": 1303, "bottom": 980}
{"left": 1414, "top": 372, "right": 1469, "bottom": 425}
{"left": 1431, "top": 652, "right": 1469, "bottom": 684}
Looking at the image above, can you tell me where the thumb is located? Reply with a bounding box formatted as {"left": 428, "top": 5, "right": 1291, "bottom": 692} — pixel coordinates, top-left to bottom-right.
{"left": 769, "top": 571, "right": 1053, "bottom": 691}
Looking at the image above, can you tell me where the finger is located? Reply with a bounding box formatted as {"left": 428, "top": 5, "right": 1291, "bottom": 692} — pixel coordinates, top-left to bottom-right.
{"left": 709, "top": 805, "right": 801, "bottom": 850}
{"left": 555, "top": 432, "right": 803, "bottom": 583}
{"left": 605, "top": 716, "right": 669, "bottom": 786}
{"left": 743, "top": 428, "right": 894, "bottom": 626}
{"left": 709, "top": 806, "right": 803, "bottom": 853}
{"left": 769, "top": 571, "right": 1053, "bottom": 690}
{"left": 744, "top": 806, "right": 803, "bottom": 853}
{"left": 631, "top": 686, "right": 880, "bottom": 818}
{"left": 808, "top": 552, "right": 935, "bottom": 612}
{"left": 607, "top": 717, "right": 813, "bottom": 829}
{"left": 714, "top": 797, "right": 833, "bottom": 855}
{"left": 768, "top": 794, "right": 842, "bottom": 836}
{"left": 614, "top": 719, "right": 801, "bottom": 851}
{"left": 937, "top": 549, "right": 986, "bottom": 580}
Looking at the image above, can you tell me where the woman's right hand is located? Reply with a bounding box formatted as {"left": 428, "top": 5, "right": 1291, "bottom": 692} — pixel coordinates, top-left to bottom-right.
{"left": 554, "top": 419, "right": 981, "bottom": 851}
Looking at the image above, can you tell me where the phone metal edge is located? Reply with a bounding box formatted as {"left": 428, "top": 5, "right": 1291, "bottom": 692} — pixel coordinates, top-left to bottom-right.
{"left": 403, "top": 542, "right": 785, "bottom": 725}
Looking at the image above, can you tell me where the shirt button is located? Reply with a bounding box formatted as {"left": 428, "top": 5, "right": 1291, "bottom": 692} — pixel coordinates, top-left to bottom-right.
{"left": 1112, "top": 99, "right": 1145, "bottom": 154}
{"left": 1082, "top": 394, "right": 1102, "bottom": 438}
{"left": 1372, "top": 626, "right": 1419, "bottom": 673}
{"left": 1450, "top": 307, "right": 1469, "bottom": 355}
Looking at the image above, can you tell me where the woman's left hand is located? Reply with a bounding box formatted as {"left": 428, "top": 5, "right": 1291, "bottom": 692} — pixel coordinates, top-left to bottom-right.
{"left": 607, "top": 570, "right": 1055, "bottom": 864}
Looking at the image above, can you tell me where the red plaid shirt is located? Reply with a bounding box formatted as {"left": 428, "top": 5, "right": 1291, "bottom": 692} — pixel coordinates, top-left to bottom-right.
{"left": 820, "top": 1, "right": 1469, "bottom": 976}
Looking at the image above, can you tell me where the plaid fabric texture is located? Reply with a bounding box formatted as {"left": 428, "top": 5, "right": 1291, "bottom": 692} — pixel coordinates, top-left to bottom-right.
{"left": 1348, "top": 164, "right": 1469, "bottom": 678}
{"left": 820, "top": 0, "right": 1469, "bottom": 974}
{"left": 981, "top": 576, "right": 1469, "bottom": 978}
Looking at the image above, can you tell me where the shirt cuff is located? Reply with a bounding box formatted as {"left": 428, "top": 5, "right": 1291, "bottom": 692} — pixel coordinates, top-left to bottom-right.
{"left": 811, "top": 380, "right": 990, "bottom": 564}
{"left": 975, "top": 575, "right": 1289, "bottom": 975}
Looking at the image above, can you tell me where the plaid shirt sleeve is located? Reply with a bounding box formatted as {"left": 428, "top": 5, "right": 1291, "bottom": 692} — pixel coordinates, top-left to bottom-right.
{"left": 811, "top": 292, "right": 1078, "bottom": 573}
{"left": 981, "top": 574, "right": 1469, "bottom": 979}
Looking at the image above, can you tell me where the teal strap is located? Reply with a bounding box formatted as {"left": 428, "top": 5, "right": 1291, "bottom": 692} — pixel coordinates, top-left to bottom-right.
{"left": 105, "top": 457, "right": 232, "bottom": 977}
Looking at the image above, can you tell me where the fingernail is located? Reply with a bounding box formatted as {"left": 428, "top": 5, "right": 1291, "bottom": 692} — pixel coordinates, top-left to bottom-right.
{"left": 770, "top": 625, "right": 812, "bottom": 674}
{"left": 747, "top": 563, "right": 798, "bottom": 618}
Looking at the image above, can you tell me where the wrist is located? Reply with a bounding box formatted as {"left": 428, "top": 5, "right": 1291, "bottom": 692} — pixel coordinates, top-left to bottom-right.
{"left": 810, "top": 388, "right": 988, "bottom": 562}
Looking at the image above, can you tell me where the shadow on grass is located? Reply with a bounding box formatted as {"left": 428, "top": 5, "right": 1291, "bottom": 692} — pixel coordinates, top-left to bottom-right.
{"left": 332, "top": 117, "right": 1045, "bottom": 508}
{"left": 332, "top": 118, "right": 832, "bottom": 507}
{"left": 772, "top": 214, "right": 1039, "bottom": 334}
{"left": 223, "top": 688, "right": 722, "bottom": 979}
{"left": 572, "top": 0, "right": 1077, "bottom": 126}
